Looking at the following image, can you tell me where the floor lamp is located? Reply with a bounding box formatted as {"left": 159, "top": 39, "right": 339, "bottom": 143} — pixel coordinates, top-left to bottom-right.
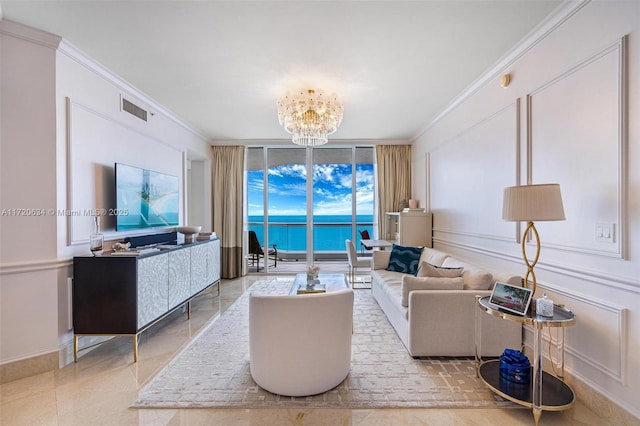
{"left": 502, "top": 184, "right": 565, "bottom": 295}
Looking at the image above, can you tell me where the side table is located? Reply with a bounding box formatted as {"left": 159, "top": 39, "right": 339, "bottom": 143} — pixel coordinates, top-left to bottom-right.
{"left": 475, "top": 295, "right": 576, "bottom": 425}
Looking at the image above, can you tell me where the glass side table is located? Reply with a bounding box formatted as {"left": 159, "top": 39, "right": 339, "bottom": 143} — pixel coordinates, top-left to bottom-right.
{"left": 475, "top": 295, "right": 576, "bottom": 426}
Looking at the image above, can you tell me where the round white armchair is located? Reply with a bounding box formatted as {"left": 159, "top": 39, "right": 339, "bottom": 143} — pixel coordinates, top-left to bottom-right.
{"left": 249, "top": 287, "right": 354, "bottom": 396}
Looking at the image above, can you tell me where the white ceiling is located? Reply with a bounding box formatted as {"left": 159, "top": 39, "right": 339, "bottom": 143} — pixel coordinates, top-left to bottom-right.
{"left": 1, "top": 1, "right": 561, "bottom": 143}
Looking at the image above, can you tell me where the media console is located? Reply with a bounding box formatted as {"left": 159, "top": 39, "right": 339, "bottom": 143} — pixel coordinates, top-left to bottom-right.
{"left": 72, "top": 238, "right": 221, "bottom": 362}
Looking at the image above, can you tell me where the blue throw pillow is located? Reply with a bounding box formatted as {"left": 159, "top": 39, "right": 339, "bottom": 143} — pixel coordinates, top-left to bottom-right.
{"left": 386, "top": 244, "right": 423, "bottom": 274}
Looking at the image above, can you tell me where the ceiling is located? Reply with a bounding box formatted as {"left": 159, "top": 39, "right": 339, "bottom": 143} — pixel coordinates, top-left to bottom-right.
{"left": 1, "top": 1, "right": 561, "bottom": 143}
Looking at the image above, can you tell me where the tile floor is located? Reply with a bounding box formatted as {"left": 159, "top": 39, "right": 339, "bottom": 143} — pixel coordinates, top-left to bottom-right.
{"left": 0, "top": 275, "right": 616, "bottom": 425}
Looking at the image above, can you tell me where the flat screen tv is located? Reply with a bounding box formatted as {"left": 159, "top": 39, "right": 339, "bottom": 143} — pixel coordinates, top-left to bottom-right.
{"left": 115, "top": 163, "right": 180, "bottom": 231}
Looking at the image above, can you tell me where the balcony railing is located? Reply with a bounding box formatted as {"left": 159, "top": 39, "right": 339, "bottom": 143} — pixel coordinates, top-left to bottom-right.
{"left": 248, "top": 220, "right": 374, "bottom": 260}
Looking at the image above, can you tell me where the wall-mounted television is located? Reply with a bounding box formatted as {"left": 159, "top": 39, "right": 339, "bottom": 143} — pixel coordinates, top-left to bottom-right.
{"left": 115, "top": 163, "right": 180, "bottom": 231}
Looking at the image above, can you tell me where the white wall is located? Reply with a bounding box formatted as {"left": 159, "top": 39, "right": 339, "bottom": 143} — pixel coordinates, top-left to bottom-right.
{"left": 188, "top": 159, "right": 211, "bottom": 231}
{"left": 0, "top": 20, "right": 213, "bottom": 368}
{"left": 412, "top": 1, "right": 639, "bottom": 417}
{"left": 55, "top": 41, "right": 213, "bottom": 258}
{"left": 0, "top": 22, "right": 61, "bottom": 363}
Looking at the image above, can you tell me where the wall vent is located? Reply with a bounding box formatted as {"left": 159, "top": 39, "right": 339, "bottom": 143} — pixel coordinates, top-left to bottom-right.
{"left": 122, "top": 98, "right": 148, "bottom": 122}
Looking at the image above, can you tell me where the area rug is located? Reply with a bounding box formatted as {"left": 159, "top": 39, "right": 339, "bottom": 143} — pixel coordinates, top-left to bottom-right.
{"left": 132, "top": 278, "right": 517, "bottom": 409}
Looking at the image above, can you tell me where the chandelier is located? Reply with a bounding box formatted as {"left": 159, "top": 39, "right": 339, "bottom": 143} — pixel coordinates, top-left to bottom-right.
{"left": 277, "top": 89, "right": 344, "bottom": 146}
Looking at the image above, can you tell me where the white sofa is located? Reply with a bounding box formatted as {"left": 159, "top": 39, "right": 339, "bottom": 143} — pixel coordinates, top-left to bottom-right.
{"left": 371, "top": 247, "right": 522, "bottom": 357}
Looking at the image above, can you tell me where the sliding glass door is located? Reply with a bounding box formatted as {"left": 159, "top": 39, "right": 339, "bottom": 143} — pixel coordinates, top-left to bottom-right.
{"left": 246, "top": 146, "right": 374, "bottom": 273}
{"left": 355, "top": 148, "right": 375, "bottom": 249}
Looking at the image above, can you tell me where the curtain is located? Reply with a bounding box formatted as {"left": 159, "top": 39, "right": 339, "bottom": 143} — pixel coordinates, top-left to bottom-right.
{"left": 211, "top": 145, "right": 245, "bottom": 279}
{"left": 375, "top": 145, "right": 412, "bottom": 240}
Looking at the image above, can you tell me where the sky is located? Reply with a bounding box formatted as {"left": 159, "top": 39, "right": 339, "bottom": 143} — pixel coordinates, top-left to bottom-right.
{"left": 248, "top": 163, "right": 374, "bottom": 217}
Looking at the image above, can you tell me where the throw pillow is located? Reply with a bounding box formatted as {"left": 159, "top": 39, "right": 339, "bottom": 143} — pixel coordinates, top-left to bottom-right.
{"left": 415, "top": 261, "right": 464, "bottom": 278}
{"left": 401, "top": 276, "right": 464, "bottom": 307}
{"left": 462, "top": 269, "right": 493, "bottom": 290}
{"left": 386, "top": 244, "right": 423, "bottom": 275}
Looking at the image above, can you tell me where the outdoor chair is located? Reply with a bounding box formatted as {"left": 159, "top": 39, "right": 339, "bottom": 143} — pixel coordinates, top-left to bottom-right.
{"left": 248, "top": 230, "right": 277, "bottom": 272}
{"left": 358, "top": 229, "right": 373, "bottom": 254}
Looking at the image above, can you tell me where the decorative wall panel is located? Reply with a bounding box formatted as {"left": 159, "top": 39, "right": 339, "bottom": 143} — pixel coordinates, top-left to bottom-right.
{"left": 527, "top": 284, "right": 628, "bottom": 385}
{"left": 66, "top": 100, "right": 183, "bottom": 245}
{"left": 526, "top": 38, "right": 626, "bottom": 258}
{"left": 430, "top": 101, "right": 519, "bottom": 243}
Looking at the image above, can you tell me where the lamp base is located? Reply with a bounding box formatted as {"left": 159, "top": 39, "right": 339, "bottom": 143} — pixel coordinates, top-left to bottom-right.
{"left": 521, "top": 221, "right": 540, "bottom": 296}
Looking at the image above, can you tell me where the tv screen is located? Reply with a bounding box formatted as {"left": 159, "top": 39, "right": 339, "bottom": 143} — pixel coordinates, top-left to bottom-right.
{"left": 115, "top": 163, "right": 180, "bottom": 231}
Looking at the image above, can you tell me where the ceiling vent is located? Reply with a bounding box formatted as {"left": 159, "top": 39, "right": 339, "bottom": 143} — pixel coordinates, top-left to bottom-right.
{"left": 122, "top": 97, "right": 148, "bottom": 122}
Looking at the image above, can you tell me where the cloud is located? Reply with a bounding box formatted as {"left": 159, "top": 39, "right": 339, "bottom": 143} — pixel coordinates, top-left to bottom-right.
{"left": 270, "top": 181, "right": 306, "bottom": 196}
{"left": 356, "top": 167, "right": 374, "bottom": 186}
{"left": 270, "top": 164, "right": 307, "bottom": 179}
{"left": 248, "top": 159, "right": 375, "bottom": 217}
{"left": 313, "top": 164, "right": 337, "bottom": 183}
{"left": 247, "top": 175, "right": 264, "bottom": 192}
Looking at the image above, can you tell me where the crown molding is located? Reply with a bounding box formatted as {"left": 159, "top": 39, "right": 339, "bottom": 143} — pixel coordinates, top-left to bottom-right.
{"left": 1, "top": 18, "right": 210, "bottom": 143}
{"left": 57, "top": 39, "right": 210, "bottom": 142}
{"left": 411, "top": 0, "right": 591, "bottom": 142}
{"left": 211, "top": 138, "right": 410, "bottom": 146}
{"left": 0, "top": 19, "right": 61, "bottom": 49}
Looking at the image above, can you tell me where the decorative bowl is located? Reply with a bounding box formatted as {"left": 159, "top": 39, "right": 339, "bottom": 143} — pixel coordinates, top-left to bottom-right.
{"left": 176, "top": 225, "right": 202, "bottom": 236}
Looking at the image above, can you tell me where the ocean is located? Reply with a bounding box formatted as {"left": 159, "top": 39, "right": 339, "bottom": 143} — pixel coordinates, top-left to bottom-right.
{"left": 248, "top": 215, "right": 374, "bottom": 251}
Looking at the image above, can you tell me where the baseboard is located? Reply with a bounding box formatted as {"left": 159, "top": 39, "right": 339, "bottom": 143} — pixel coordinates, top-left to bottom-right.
{"left": 567, "top": 374, "right": 639, "bottom": 424}
{"left": 0, "top": 351, "right": 58, "bottom": 384}
{"left": 523, "top": 348, "right": 639, "bottom": 423}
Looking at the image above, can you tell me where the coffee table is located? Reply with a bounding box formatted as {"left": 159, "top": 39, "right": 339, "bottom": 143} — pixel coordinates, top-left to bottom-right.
{"left": 289, "top": 273, "right": 349, "bottom": 295}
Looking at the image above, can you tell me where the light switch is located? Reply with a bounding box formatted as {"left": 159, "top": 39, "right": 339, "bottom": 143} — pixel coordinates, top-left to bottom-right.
{"left": 596, "top": 222, "right": 615, "bottom": 243}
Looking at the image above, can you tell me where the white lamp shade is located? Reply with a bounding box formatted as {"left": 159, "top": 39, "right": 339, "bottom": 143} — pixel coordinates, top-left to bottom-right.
{"left": 502, "top": 184, "right": 565, "bottom": 222}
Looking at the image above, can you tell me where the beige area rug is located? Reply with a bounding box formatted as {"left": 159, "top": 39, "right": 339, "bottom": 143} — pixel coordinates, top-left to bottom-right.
{"left": 132, "top": 278, "right": 517, "bottom": 409}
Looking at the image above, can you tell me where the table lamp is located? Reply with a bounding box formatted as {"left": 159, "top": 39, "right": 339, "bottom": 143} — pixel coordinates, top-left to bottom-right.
{"left": 502, "top": 184, "right": 565, "bottom": 295}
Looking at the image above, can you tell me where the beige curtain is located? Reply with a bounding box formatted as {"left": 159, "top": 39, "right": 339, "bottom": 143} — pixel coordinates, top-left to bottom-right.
{"left": 211, "top": 145, "right": 245, "bottom": 279}
{"left": 375, "top": 145, "right": 412, "bottom": 240}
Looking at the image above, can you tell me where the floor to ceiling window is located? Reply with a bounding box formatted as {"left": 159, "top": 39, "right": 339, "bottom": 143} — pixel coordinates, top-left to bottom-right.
{"left": 246, "top": 146, "right": 374, "bottom": 273}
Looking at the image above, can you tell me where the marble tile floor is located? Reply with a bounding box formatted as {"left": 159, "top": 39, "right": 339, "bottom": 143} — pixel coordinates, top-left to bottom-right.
{"left": 0, "top": 275, "right": 615, "bottom": 425}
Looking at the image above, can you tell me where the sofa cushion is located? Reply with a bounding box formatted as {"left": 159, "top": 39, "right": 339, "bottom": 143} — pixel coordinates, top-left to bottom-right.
{"left": 442, "top": 257, "right": 493, "bottom": 290}
{"left": 491, "top": 272, "right": 523, "bottom": 289}
{"left": 386, "top": 244, "right": 423, "bottom": 275}
{"left": 401, "top": 276, "right": 464, "bottom": 307}
{"left": 418, "top": 248, "right": 450, "bottom": 267}
{"left": 372, "top": 269, "right": 406, "bottom": 317}
{"left": 416, "top": 261, "right": 464, "bottom": 278}
{"left": 372, "top": 250, "right": 392, "bottom": 270}
{"left": 372, "top": 269, "right": 405, "bottom": 287}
